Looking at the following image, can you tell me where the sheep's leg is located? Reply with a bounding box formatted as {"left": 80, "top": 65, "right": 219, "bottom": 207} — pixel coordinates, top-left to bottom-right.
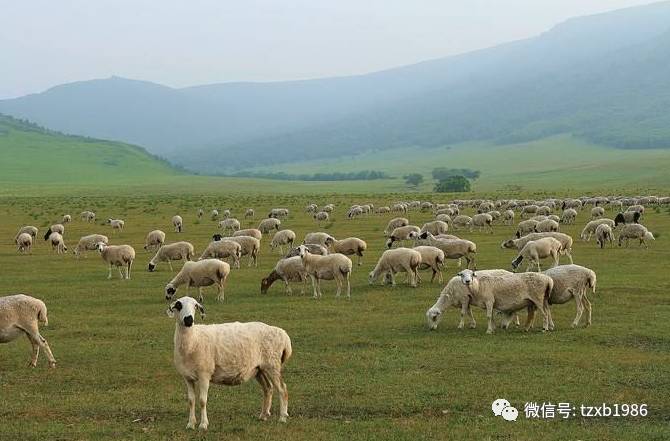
{"left": 25, "top": 326, "right": 56, "bottom": 368}
{"left": 345, "top": 272, "right": 351, "bottom": 299}
{"left": 458, "top": 301, "right": 469, "bottom": 329}
{"left": 168, "top": 259, "right": 174, "bottom": 272}
{"left": 107, "top": 264, "right": 113, "bottom": 279}
{"left": 185, "top": 379, "right": 197, "bottom": 429}
{"left": 284, "top": 279, "right": 292, "bottom": 295}
{"left": 127, "top": 260, "right": 133, "bottom": 279}
{"left": 524, "top": 306, "right": 536, "bottom": 331}
{"left": 256, "top": 371, "right": 274, "bottom": 420}
{"left": 567, "top": 250, "right": 574, "bottom": 264}
{"left": 217, "top": 280, "right": 225, "bottom": 302}
{"left": 309, "top": 275, "right": 319, "bottom": 299}
{"left": 582, "top": 293, "right": 593, "bottom": 327}
{"left": 197, "top": 377, "right": 210, "bottom": 430}
{"left": 27, "top": 334, "right": 40, "bottom": 367}
{"left": 530, "top": 298, "right": 549, "bottom": 331}
{"left": 334, "top": 274, "right": 342, "bottom": 298}
{"left": 485, "top": 301, "right": 495, "bottom": 334}
{"left": 198, "top": 287, "right": 204, "bottom": 303}
{"left": 266, "top": 369, "right": 289, "bottom": 423}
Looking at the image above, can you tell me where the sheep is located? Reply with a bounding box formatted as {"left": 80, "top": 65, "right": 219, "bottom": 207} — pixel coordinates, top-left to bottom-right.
{"left": 314, "top": 211, "right": 329, "bottom": 225}
{"left": 73, "top": 234, "right": 109, "bottom": 258}
{"left": 305, "top": 203, "right": 318, "bottom": 213}
{"left": 62, "top": 214, "right": 72, "bottom": 223}
{"left": 488, "top": 210, "right": 502, "bottom": 222}
{"left": 222, "top": 209, "right": 232, "bottom": 219}
{"left": 244, "top": 208, "right": 255, "bottom": 218}
{"left": 452, "top": 215, "right": 473, "bottom": 230}
{"left": 391, "top": 203, "right": 408, "bottom": 213}
{"left": 501, "top": 232, "right": 574, "bottom": 264}
{"left": 260, "top": 256, "right": 307, "bottom": 295}
{"left": 95, "top": 242, "right": 135, "bottom": 279}
{"left": 368, "top": 247, "right": 422, "bottom": 287}
{"left": 198, "top": 240, "right": 241, "bottom": 268}
{"left": 626, "top": 204, "right": 645, "bottom": 215}
{"left": 413, "top": 246, "right": 445, "bottom": 283}
{"left": 591, "top": 207, "right": 605, "bottom": 219}
{"left": 416, "top": 232, "right": 477, "bottom": 269}
{"left": 511, "top": 237, "right": 562, "bottom": 272}
{"left": 197, "top": 208, "right": 204, "bottom": 219}
{"left": 515, "top": 219, "right": 538, "bottom": 238}
{"left": 303, "top": 232, "right": 335, "bottom": 247}
{"left": 536, "top": 205, "right": 552, "bottom": 216}
{"left": 149, "top": 241, "right": 196, "bottom": 272}
{"left": 211, "top": 209, "right": 219, "bottom": 220}
{"left": 212, "top": 234, "right": 261, "bottom": 267}
{"left": 0, "top": 294, "right": 56, "bottom": 368}
{"left": 172, "top": 215, "right": 184, "bottom": 233}
{"left": 547, "top": 214, "right": 561, "bottom": 223}
{"left": 347, "top": 206, "right": 363, "bottom": 219}
{"left": 427, "top": 269, "right": 552, "bottom": 333}
{"left": 420, "top": 220, "right": 449, "bottom": 236}
{"left": 167, "top": 297, "right": 291, "bottom": 430}
{"left": 285, "top": 243, "right": 329, "bottom": 257}
{"left": 520, "top": 204, "right": 539, "bottom": 217}
{"left": 543, "top": 265, "right": 596, "bottom": 329}
{"left": 258, "top": 218, "right": 281, "bottom": 234}
{"left": 502, "top": 210, "right": 515, "bottom": 225}
{"left": 562, "top": 199, "right": 582, "bottom": 210}
{"left": 270, "top": 230, "right": 296, "bottom": 254}
{"left": 43, "top": 224, "right": 65, "bottom": 241}
{"left": 385, "top": 225, "right": 421, "bottom": 248}
{"left": 471, "top": 213, "right": 493, "bottom": 233}
{"left": 296, "top": 245, "right": 352, "bottom": 299}
{"left": 561, "top": 209, "right": 578, "bottom": 224}
{"left": 15, "top": 232, "right": 33, "bottom": 253}
{"left": 595, "top": 224, "right": 614, "bottom": 249}
{"left": 435, "top": 214, "right": 452, "bottom": 224}
{"left": 219, "top": 218, "right": 241, "bottom": 232}
{"left": 322, "top": 204, "right": 335, "bottom": 213}
{"left": 15, "top": 226, "right": 38, "bottom": 242}
{"left": 80, "top": 211, "right": 96, "bottom": 222}
{"left": 233, "top": 228, "right": 263, "bottom": 240}
{"left": 165, "top": 259, "right": 230, "bottom": 303}
{"left": 268, "top": 208, "right": 289, "bottom": 219}
{"left": 48, "top": 232, "right": 67, "bottom": 254}
{"left": 330, "top": 237, "right": 367, "bottom": 266}
{"left": 106, "top": 218, "right": 125, "bottom": 233}
{"left": 144, "top": 229, "right": 166, "bottom": 251}
{"left": 580, "top": 219, "right": 615, "bottom": 241}
{"left": 384, "top": 217, "right": 409, "bottom": 236}
{"left": 376, "top": 206, "right": 391, "bottom": 215}
{"left": 618, "top": 224, "right": 655, "bottom": 248}
{"left": 614, "top": 211, "right": 641, "bottom": 226}
{"left": 536, "top": 218, "right": 559, "bottom": 233}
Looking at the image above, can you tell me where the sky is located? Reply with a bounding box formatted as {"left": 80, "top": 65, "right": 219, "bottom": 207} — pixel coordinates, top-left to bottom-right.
{"left": 0, "top": 0, "right": 660, "bottom": 98}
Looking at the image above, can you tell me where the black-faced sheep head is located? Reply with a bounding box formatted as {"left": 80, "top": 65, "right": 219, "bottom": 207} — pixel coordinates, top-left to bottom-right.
{"left": 167, "top": 297, "right": 205, "bottom": 326}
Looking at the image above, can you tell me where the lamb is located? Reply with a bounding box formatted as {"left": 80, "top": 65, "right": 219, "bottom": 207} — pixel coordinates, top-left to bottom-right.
{"left": 561, "top": 209, "right": 578, "bottom": 224}
{"left": 420, "top": 220, "right": 449, "bottom": 236}
{"left": 543, "top": 265, "right": 596, "bottom": 329}
{"left": 303, "top": 232, "right": 335, "bottom": 247}
{"left": 515, "top": 219, "right": 538, "bottom": 238}
{"left": 73, "top": 234, "right": 109, "bottom": 258}
{"left": 172, "top": 215, "right": 184, "bottom": 233}
{"left": 595, "top": 224, "right": 614, "bottom": 249}
{"left": 62, "top": 214, "right": 72, "bottom": 223}
{"left": 168, "top": 296, "right": 291, "bottom": 430}
{"left": 285, "top": 243, "right": 329, "bottom": 257}
{"left": 48, "top": 232, "right": 67, "bottom": 254}
{"left": 43, "top": 224, "right": 65, "bottom": 241}
{"left": 618, "top": 223, "right": 655, "bottom": 248}
{"left": 385, "top": 225, "right": 421, "bottom": 248}
{"left": 580, "top": 219, "right": 615, "bottom": 241}
{"left": 471, "top": 213, "right": 493, "bottom": 233}
{"left": 244, "top": 208, "right": 255, "bottom": 218}
{"left": 165, "top": 259, "right": 230, "bottom": 302}
{"left": 413, "top": 246, "right": 445, "bottom": 283}
{"left": 95, "top": 242, "right": 135, "bottom": 279}
{"left": 426, "top": 269, "right": 552, "bottom": 333}
{"left": 106, "top": 218, "right": 125, "bottom": 233}
{"left": 296, "top": 245, "right": 352, "bottom": 299}
{"left": 212, "top": 234, "right": 261, "bottom": 267}
{"left": 80, "top": 211, "right": 96, "bottom": 222}
{"left": 452, "top": 215, "right": 473, "bottom": 230}
{"left": 511, "top": 237, "right": 562, "bottom": 272}
{"left": 368, "top": 247, "right": 422, "bottom": 287}
{"left": 384, "top": 217, "right": 409, "bottom": 236}
{"left": 330, "top": 237, "right": 367, "bottom": 266}
{"left": 233, "top": 228, "right": 263, "bottom": 240}
{"left": 313, "top": 211, "right": 329, "bottom": 225}
{"left": 501, "top": 232, "right": 574, "bottom": 264}
{"left": 535, "top": 219, "right": 559, "bottom": 233}
{"left": 149, "top": 241, "right": 196, "bottom": 272}
{"left": 258, "top": 218, "right": 281, "bottom": 234}
{"left": 591, "top": 207, "right": 605, "bottom": 219}
{"left": 219, "top": 218, "right": 241, "bottom": 232}
{"left": 260, "top": 256, "right": 307, "bottom": 295}
{"left": 15, "top": 232, "right": 33, "bottom": 253}
{"left": 144, "top": 229, "right": 166, "bottom": 251}
{"left": 270, "top": 230, "right": 296, "bottom": 254}
{"left": 15, "top": 226, "right": 38, "bottom": 242}
{"left": 416, "top": 232, "right": 477, "bottom": 269}
{"left": 614, "top": 211, "right": 641, "bottom": 226}
{"left": 0, "top": 294, "right": 56, "bottom": 368}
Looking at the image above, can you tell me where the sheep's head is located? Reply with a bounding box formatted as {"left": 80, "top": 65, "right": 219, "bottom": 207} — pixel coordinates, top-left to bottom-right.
{"left": 457, "top": 269, "right": 477, "bottom": 288}
{"left": 408, "top": 231, "right": 419, "bottom": 240}
{"left": 426, "top": 306, "right": 443, "bottom": 330}
{"left": 500, "top": 239, "right": 515, "bottom": 249}
{"left": 324, "top": 236, "right": 335, "bottom": 247}
{"left": 384, "top": 238, "right": 394, "bottom": 249}
{"left": 212, "top": 234, "right": 223, "bottom": 241}
{"left": 167, "top": 297, "right": 205, "bottom": 327}
{"left": 95, "top": 242, "right": 107, "bottom": 253}
{"left": 418, "top": 231, "right": 430, "bottom": 240}
{"left": 367, "top": 270, "right": 378, "bottom": 285}
{"left": 165, "top": 283, "right": 178, "bottom": 300}
{"left": 148, "top": 262, "right": 156, "bottom": 272}
{"left": 296, "top": 245, "right": 310, "bottom": 259}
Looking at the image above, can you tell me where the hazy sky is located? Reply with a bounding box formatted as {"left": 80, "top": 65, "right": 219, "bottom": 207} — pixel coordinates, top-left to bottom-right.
{"left": 0, "top": 0, "right": 659, "bottom": 98}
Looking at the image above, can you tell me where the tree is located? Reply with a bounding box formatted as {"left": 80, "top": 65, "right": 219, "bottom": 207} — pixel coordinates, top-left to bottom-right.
{"left": 434, "top": 175, "right": 471, "bottom": 193}
{"left": 403, "top": 173, "right": 424, "bottom": 187}
{"left": 432, "top": 167, "right": 481, "bottom": 181}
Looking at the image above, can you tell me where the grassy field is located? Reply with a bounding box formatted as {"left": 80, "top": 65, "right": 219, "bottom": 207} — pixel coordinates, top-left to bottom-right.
{"left": 1, "top": 192, "right": 669, "bottom": 440}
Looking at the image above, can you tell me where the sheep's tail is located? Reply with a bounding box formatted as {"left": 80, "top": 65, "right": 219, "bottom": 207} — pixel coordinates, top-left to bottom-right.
{"left": 37, "top": 302, "right": 49, "bottom": 326}
{"left": 280, "top": 332, "right": 293, "bottom": 364}
{"left": 43, "top": 228, "right": 52, "bottom": 241}
{"left": 588, "top": 271, "right": 597, "bottom": 294}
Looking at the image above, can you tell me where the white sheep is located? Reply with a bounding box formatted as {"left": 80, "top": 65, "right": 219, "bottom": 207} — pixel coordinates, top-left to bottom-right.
{"left": 314, "top": 211, "right": 329, "bottom": 225}
{"left": 0, "top": 294, "right": 56, "bottom": 368}
{"left": 368, "top": 247, "right": 422, "bottom": 287}
{"left": 420, "top": 220, "right": 449, "bottom": 236}
{"left": 106, "top": 218, "right": 125, "bottom": 233}
{"left": 296, "top": 245, "right": 352, "bottom": 299}
{"left": 511, "top": 237, "right": 562, "bottom": 272}
{"left": 595, "top": 224, "right": 614, "bottom": 248}
{"left": 285, "top": 244, "right": 329, "bottom": 258}
{"left": 15, "top": 232, "right": 33, "bottom": 253}
{"left": 471, "top": 213, "right": 493, "bottom": 233}
{"left": 211, "top": 209, "right": 219, "bottom": 220}
{"left": 43, "top": 224, "right": 65, "bottom": 241}
{"left": 614, "top": 211, "right": 641, "bottom": 226}
{"left": 48, "top": 232, "right": 67, "bottom": 254}
{"left": 268, "top": 208, "right": 289, "bottom": 219}
{"left": 244, "top": 208, "right": 255, "bottom": 218}
{"left": 149, "top": 241, "right": 196, "bottom": 272}
{"left": 618, "top": 223, "right": 655, "bottom": 248}
{"left": 213, "top": 234, "right": 261, "bottom": 267}
{"left": 413, "top": 245, "right": 445, "bottom": 283}
{"left": 520, "top": 204, "right": 539, "bottom": 217}
{"left": 199, "top": 240, "right": 242, "bottom": 268}
{"left": 73, "top": 234, "right": 109, "bottom": 258}
{"left": 261, "top": 256, "right": 307, "bottom": 295}
{"left": 167, "top": 296, "right": 291, "bottom": 430}
{"left": 384, "top": 217, "right": 409, "bottom": 236}
{"left": 219, "top": 218, "right": 241, "bottom": 232}
{"left": 535, "top": 218, "right": 559, "bottom": 233}
{"left": 501, "top": 231, "right": 574, "bottom": 264}
{"left": 303, "top": 232, "right": 335, "bottom": 247}
{"left": 270, "top": 230, "right": 296, "bottom": 254}
{"left": 222, "top": 209, "right": 232, "bottom": 219}
{"left": 452, "top": 215, "right": 473, "bottom": 230}
{"left": 144, "top": 229, "right": 166, "bottom": 251}
{"left": 561, "top": 209, "right": 578, "bottom": 224}
{"left": 543, "top": 264, "right": 596, "bottom": 329}
{"left": 165, "top": 259, "right": 230, "bottom": 302}
{"left": 233, "top": 229, "right": 263, "bottom": 240}
{"left": 503, "top": 209, "right": 515, "bottom": 225}
{"left": 15, "top": 226, "right": 38, "bottom": 242}
{"left": 80, "top": 211, "right": 96, "bottom": 222}
{"left": 385, "top": 225, "right": 421, "bottom": 248}
{"left": 580, "top": 219, "right": 615, "bottom": 241}
{"left": 330, "top": 237, "right": 367, "bottom": 266}
{"left": 416, "top": 232, "right": 477, "bottom": 269}
{"left": 62, "top": 214, "right": 72, "bottom": 223}
{"left": 172, "top": 215, "right": 184, "bottom": 233}
{"left": 515, "top": 219, "right": 538, "bottom": 237}
{"left": 258, "top": 218, "right": 281, "bottom": 234}
{"left": 197, "top": 208, "right": 204, "bottom": 219}
{"left": 591, "top": 207, "right": 605, "bottom": 219}
{"left": 96, "top": 242, "right": 136, "bottom": 279}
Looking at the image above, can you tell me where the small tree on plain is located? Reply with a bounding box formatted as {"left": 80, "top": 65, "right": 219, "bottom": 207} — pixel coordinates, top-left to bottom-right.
{"left": 434, "top": 175, "right": 471, "bottom": 193}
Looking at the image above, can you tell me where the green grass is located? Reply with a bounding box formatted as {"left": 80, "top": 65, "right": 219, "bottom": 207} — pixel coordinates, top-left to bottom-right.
{"left": 1, "top": 193, "right": 668, "bottom": 440}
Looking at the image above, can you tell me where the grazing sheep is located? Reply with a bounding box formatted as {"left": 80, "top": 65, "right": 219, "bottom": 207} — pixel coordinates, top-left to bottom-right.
{"left": 270, "top": 230, "right": 296, "bottom": 254}
{"left": 303, "top": 232, "right": 335, "bottom": 248}
{"left": 261, "top": 256, "right": 307, "bottom": 295}
{"left": 536, "top": 206, "right": 552, "bottom": 216}
{"left": 144, "top": 230, "right": 166, "bottom": 251}
{"left": 233, "top": 229, "right": 262, "bottom": 240}
{"left": 285, "top": 244, "right": 329, "bottom": 257}
{"left": 376, "top": 206, "right": 391, "bottom": 215}
{"left": 197, "top": 208, "right": 204, "bottom": 219}
{"left": 547, "top": 214, "right": 561, "bottom": 223}
{"left": 515, "top": 219, "right": 538, "bottom": 238}
{"left": 305, "top": 204, "right": 318, "bottom": 214}
{"left": 452, "top": 215, "right": 473, "bottom": 230}
{"left": 520, "top": 204, "right": 539, "bottom": 217}
{"left": 43, "top": 224, "right": 65, "bottom": 241}
{"left": 167, "top": 296, "right": 291, "bottom": 430}
{"left": 0, "top": 294, "right": 56, "bottom": 368}
{"left": 244, "top": 208, "right": 255, "bottom": 218}
{"left": 435, "top": 214, "right": 452, "bottom": 224}
{"left": 384, "top": 217, "right": 409, "bottom": 236}
{"left": 62, "top": 214, "right": 72, "bottom": 223}
{"left": 296, "top": 245, "right": 352, "bottom": 299}
{"left": 48, "top": 232, "right": 67, "bottom": 254}
{"left": 222, "top": 209, "right": 232, "bottom": 219}
{"left": 536, "top": 219, "right": 559, "bottom": 233}
{"left": 347, "top": 206, "right": 364, "bottom": 219}
{"left": 595, "top": 224, "right": 614, "bottom": 249}
{"left": 385, "top": 225, "right": 421, "bottom": 248}
{"left": 368, "top": 247, "right": 422, "bottom": 287}
{"left": 626, "top": 204, "right": 645, "bottom": 214}
{"left": 219, "top": 218, "right": 241, "bottom": 232}
{"left": 314, "top": 211, "right": 329, "bottom": 225}
{"left": 172, "top": 215, "right": 184, "bottom": 233}
{"left": 413, "top": 246, "right": 445, "bottom": 283}
{"left": 165, "top": 259, "right": 230, "bottom": 302}
{"left": 417, "top": 232, "right": 477, "bottom": 269}
{"left": 80, "top": 211, "right": 96, "bottom": 222}
{"left": 501, "top": 232, "right": 574, "bottom": 264}
{"left": 258, "top": 218, "right": 281, "bottom": 235}
{"left": 268, "top": 208, "right": 289, "bottom": 219}
{"left": 618, "top": 224, "right": 655, "bottom": 248}
{"left": 543, "top": 265, "right": 596, "bottom": 329}
{"left": 212, "top": 234, "right": 261, "bottom": 267}
{"left": 106, "top": 219, "right": 125, "bottom": 233}
{"left": 562, "top": 199, "right": 582, "bottom": 210}
{"left": 511, "top": 237, "right": 562, "bottom": 272}
{"left": 211, "top": 209, "right": 219, "bottom": 220}
{"left": 591, "top": 207, "right": 605, "bottom": 219}
{"left": 561, "top": 209, "right": 578, "bottom": 224}
{"left": 73, "top": 234, "right": 109, "bottom": 258}
{"left": 391, "top": 203, "right": 408, "bottom": 214}
{"left": 488, "top": 210, "right": 502, "bottom": 222}
{"left": 96, "top": 242, "right": 135, "bottom": 279}
{"left": 580, "top": 219, "right": 615, "bottom": 241}
{"left": 614, "top": 211, "right": 641, "bottom": 226}
{"left": 149, "top": 241, "right": 196, "bottom": 272}
{"left": 15, "top": 226, "right": 38, "bottom": 242}
{"left": 322, "top": 204, "right": 335, "bottom": 213}
{"left": 420, "top": 220, "right": 449, "bottom": 236}
{"left": 198, "top": 240, "right": 241, "bottom": 269}
{"left": 330, "top": 237, "right": 367, "bottom": 266}
{"left": 472, "top": 213, "right": 493, "bottom": 233}
{"left": 15, "top": 232, "right": 33, "bottom": 253}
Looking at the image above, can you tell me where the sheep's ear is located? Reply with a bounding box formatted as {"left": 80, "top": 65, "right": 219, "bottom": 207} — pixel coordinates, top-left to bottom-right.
{"left": 196, "top": 302, "right": 206, "bottom": 319}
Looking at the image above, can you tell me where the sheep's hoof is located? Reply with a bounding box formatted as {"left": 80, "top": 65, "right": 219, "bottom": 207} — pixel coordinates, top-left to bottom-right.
{"left": 258, "top": 412, "right": 270, "bottom": 421}
{"left": 198, "top": 423, "right": 208, "bottom": 431}
{"left": 279, "top": 415, "right": 288, "bottom": 423}
{"left": 186, "top": 422, "right": 196, "bottom": 430}
{"left": 486, "top": 330, "right": 494, "bottom": 335}
{"left": 49, "top": 361, "right": 57, "bottom": 368}
{"left": 469, "top": 323, "right": 476, "bottom": 329}
{"left": 28, "top": 361, "right": 37, "bottom": 368}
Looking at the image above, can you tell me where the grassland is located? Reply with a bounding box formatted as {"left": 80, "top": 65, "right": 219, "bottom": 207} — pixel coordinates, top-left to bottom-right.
{"left": 1, "top": 192, "right": 669, "bottom": 441}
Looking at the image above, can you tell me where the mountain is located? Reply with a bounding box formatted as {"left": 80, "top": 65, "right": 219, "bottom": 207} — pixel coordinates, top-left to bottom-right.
{"left": 1, "top": 1, "right": 670, "bottom": 173}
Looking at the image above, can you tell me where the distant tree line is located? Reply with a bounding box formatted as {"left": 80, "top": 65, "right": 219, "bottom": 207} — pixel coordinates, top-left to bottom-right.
{"left": 431, "top": 167, "right": 480, "bottom": 181}
{"left": 228, "top": 170, "right": 389, "bottom": 181}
